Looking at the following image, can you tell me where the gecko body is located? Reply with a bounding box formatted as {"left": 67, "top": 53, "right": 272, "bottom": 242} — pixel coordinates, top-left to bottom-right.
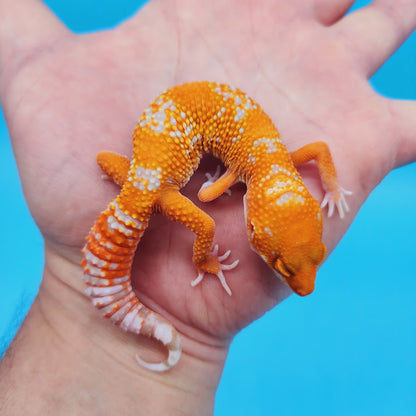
{"left": 82, "top": 81, "right": 350, "bottom": 371}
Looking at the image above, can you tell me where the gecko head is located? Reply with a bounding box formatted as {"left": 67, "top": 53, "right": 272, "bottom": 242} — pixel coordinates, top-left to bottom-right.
{"left": 272, "top": 241, "right": 326, "bottom": 296}
{"left": 245, "top": 192, "right": 326, "bottom": 296}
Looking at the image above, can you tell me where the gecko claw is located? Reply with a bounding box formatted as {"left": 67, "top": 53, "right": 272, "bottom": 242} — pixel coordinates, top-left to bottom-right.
{"left": 218, "top": 249, "right": 231, "bottom": 262}
{"left": 321, "top": 187, "right": 352, "bottom": 219}
{"left": 216, "top": 270, "right": 232, "bottom": 296}
{"left": 191, "top": 246, "right": 238, "bottom": 295}
{"left": 190, "top": 272, "right": 204, "bottom": 287}
{"left": 220, "top": 259, "right": 239, "bottom": 270}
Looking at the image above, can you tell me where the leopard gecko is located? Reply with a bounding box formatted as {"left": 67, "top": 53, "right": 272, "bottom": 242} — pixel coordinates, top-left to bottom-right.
{"left": 81, "top": 81, "right": 351, "bottom": 372}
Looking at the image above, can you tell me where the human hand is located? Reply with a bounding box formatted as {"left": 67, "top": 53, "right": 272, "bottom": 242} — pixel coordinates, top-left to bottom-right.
{"left": 1, "top": 0, "right": 415, "bottom": 414}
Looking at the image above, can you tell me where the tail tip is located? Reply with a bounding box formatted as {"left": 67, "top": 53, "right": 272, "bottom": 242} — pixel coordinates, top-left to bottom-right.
{"left": 135, "top": 336, "right": 182, "bottom": 372}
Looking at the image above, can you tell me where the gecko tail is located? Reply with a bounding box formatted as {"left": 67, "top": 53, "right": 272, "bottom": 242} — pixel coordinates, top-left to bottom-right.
{"left": 135, "top": 320, "right": 182, "bottom": 371}
{"left": 81, "top": 200, "right": 181, "bottom": 371}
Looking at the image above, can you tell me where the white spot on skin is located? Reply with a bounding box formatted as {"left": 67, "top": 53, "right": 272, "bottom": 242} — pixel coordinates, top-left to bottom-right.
{"left": 104, "top": 241, "right": 114, "bottom": 250}
{"left": 264, "top": 227, "right": 273, "bottom": 237}
{"left": 98, "top": 294, "right": 133, "bottom": 317}
{"left": 266, "top": 180, "right": 292, "bottom": 194}
{"left": 234, "top": 96, "right": 242, "bottom": 105}
{"left": 85, "top": 264, "right": 106, "bottom": 277}
{"left": 107, "top": 216, "right": 133, "bottom": 236}
{"left": 140, "top": 99, "right": 173, "bottom": 134}
{"left": 110, "top": 301, "right": 135, "bottom": 324}
{"left": 133, "top": 181, "right": 145, "bottom": 190}
{"left": 128, "top": 309, "right": 145, "bottom": 333}
{"left": 92, "top": 289, "right": 131, "bottom": 308}
{"left": 84, "top": 249, "right": 107, "bottom": 268}
{"left": 134, "top": 166, "right": 162, "bottom": 191}
{"left": 254, "top": 138, "right": 278, "bottom": 153}
{"left": 271, "top": 165, "right": 300, "bottom": 181}
{"left": 248, "top": 154, "right": 256, "bottom": 164}
{"left": 234, "top": 107, "right": 245, "bottom": 122}
{"left": 85, "top": 285, "right": 126, "bottom": 297}
{"left": 276, "top": 192, "right": 305, "bottom": 206}
{"left": 120, "top": 306, "right": 140, "bottom": 332}
{"left": 244, "top": 101, "right": 253, "bottom": 110}
{"left": 239, "top": 127, "right": 244, "bottom": 134}
{"left": 184, "top": 124, "right": 193, "bottom": 136}
{"left": 214, "top": 86, "right": 233, "bottom": 101}
{"left": 150, "top": 109, "right": 167, "bottom": 133}
{"left": 112, "top": 201, "right": 142, "bottom": 228}
{"left": 82, "top": 274, "right": 129, "bottom": 286}
{"left": 181, "top": 111, "right": 186, "bottom": 119}
{"left": 170, "top": 116, "right": 177, "bottom": 125}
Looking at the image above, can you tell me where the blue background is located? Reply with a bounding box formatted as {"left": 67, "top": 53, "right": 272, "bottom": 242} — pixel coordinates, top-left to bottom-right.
{"left": 1, "top": 1, "right": 415, "bottom": 414}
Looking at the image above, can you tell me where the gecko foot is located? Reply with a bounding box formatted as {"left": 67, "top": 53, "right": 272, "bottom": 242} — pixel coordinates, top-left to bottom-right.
{"left": 321, "top": 187, "right": 353, "bottom": 219}
{"left": 199, "top": 165, "right": 232, "bottom": 196}
{"left": 191, "top": 244, "right": 239, "bottom": 296}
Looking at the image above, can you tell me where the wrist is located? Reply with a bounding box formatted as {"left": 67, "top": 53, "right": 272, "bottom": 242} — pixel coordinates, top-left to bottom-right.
{"left": 0, "top": 249, "right": 229, "bottom": 416}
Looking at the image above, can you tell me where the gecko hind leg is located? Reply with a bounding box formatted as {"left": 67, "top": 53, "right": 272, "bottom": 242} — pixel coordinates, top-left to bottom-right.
{"left": 198, "top": 166, "right": 238, "bottom": 202}
{"left": 97, "top": 151, "right": 131, "bottom": 187}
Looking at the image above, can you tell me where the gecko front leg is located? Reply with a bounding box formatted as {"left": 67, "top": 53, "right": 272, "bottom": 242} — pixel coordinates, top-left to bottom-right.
{"left": 290, "top": 141, "right": 352, "bottom": 218}
{"left": 157, "top": 186, "right": 239, "bottom": 295}
{"left": 190, "top": 244, "right": 238, "bottom": 295}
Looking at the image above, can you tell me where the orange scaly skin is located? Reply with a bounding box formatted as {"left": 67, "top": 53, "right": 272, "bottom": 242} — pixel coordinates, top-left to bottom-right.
{"left": 81, "top": 81, "right": 351, "bottom": 371}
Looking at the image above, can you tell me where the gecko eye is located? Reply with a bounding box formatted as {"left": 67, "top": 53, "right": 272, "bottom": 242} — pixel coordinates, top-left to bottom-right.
{"left": 275, "top": 258, "right": 293, "bottom": 278}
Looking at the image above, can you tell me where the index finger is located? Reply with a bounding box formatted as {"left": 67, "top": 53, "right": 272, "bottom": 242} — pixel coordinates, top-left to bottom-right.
{"left": 336, "top": 0, "right": 416, "bottom": 77}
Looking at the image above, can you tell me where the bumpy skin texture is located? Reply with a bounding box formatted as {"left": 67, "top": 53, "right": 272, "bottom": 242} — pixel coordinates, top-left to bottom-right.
{"left": 81, "top": 81, "right": 349, "bottom": 371}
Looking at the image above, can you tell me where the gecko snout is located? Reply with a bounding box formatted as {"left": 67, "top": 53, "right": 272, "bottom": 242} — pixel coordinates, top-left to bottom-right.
{"left": 291, "top": 279, "right": 315, "bottom": 296}
{"left": 286, "top": 272, "right": 316, "bottom": 296}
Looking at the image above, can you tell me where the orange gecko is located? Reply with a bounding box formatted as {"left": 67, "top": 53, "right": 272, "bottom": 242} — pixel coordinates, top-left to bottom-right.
{"left": 81, "top": 81, "right": 351, "bottom": 371}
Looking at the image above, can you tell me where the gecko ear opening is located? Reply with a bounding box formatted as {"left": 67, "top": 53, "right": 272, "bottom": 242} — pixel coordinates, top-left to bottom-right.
{"left": 247, "top": 220, "right": 255, "bottom": 239}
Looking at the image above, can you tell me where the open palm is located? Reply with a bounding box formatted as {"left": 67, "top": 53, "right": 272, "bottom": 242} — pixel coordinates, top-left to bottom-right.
{"left": 2, "top": 0, "right": 415, "bottom": 369}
